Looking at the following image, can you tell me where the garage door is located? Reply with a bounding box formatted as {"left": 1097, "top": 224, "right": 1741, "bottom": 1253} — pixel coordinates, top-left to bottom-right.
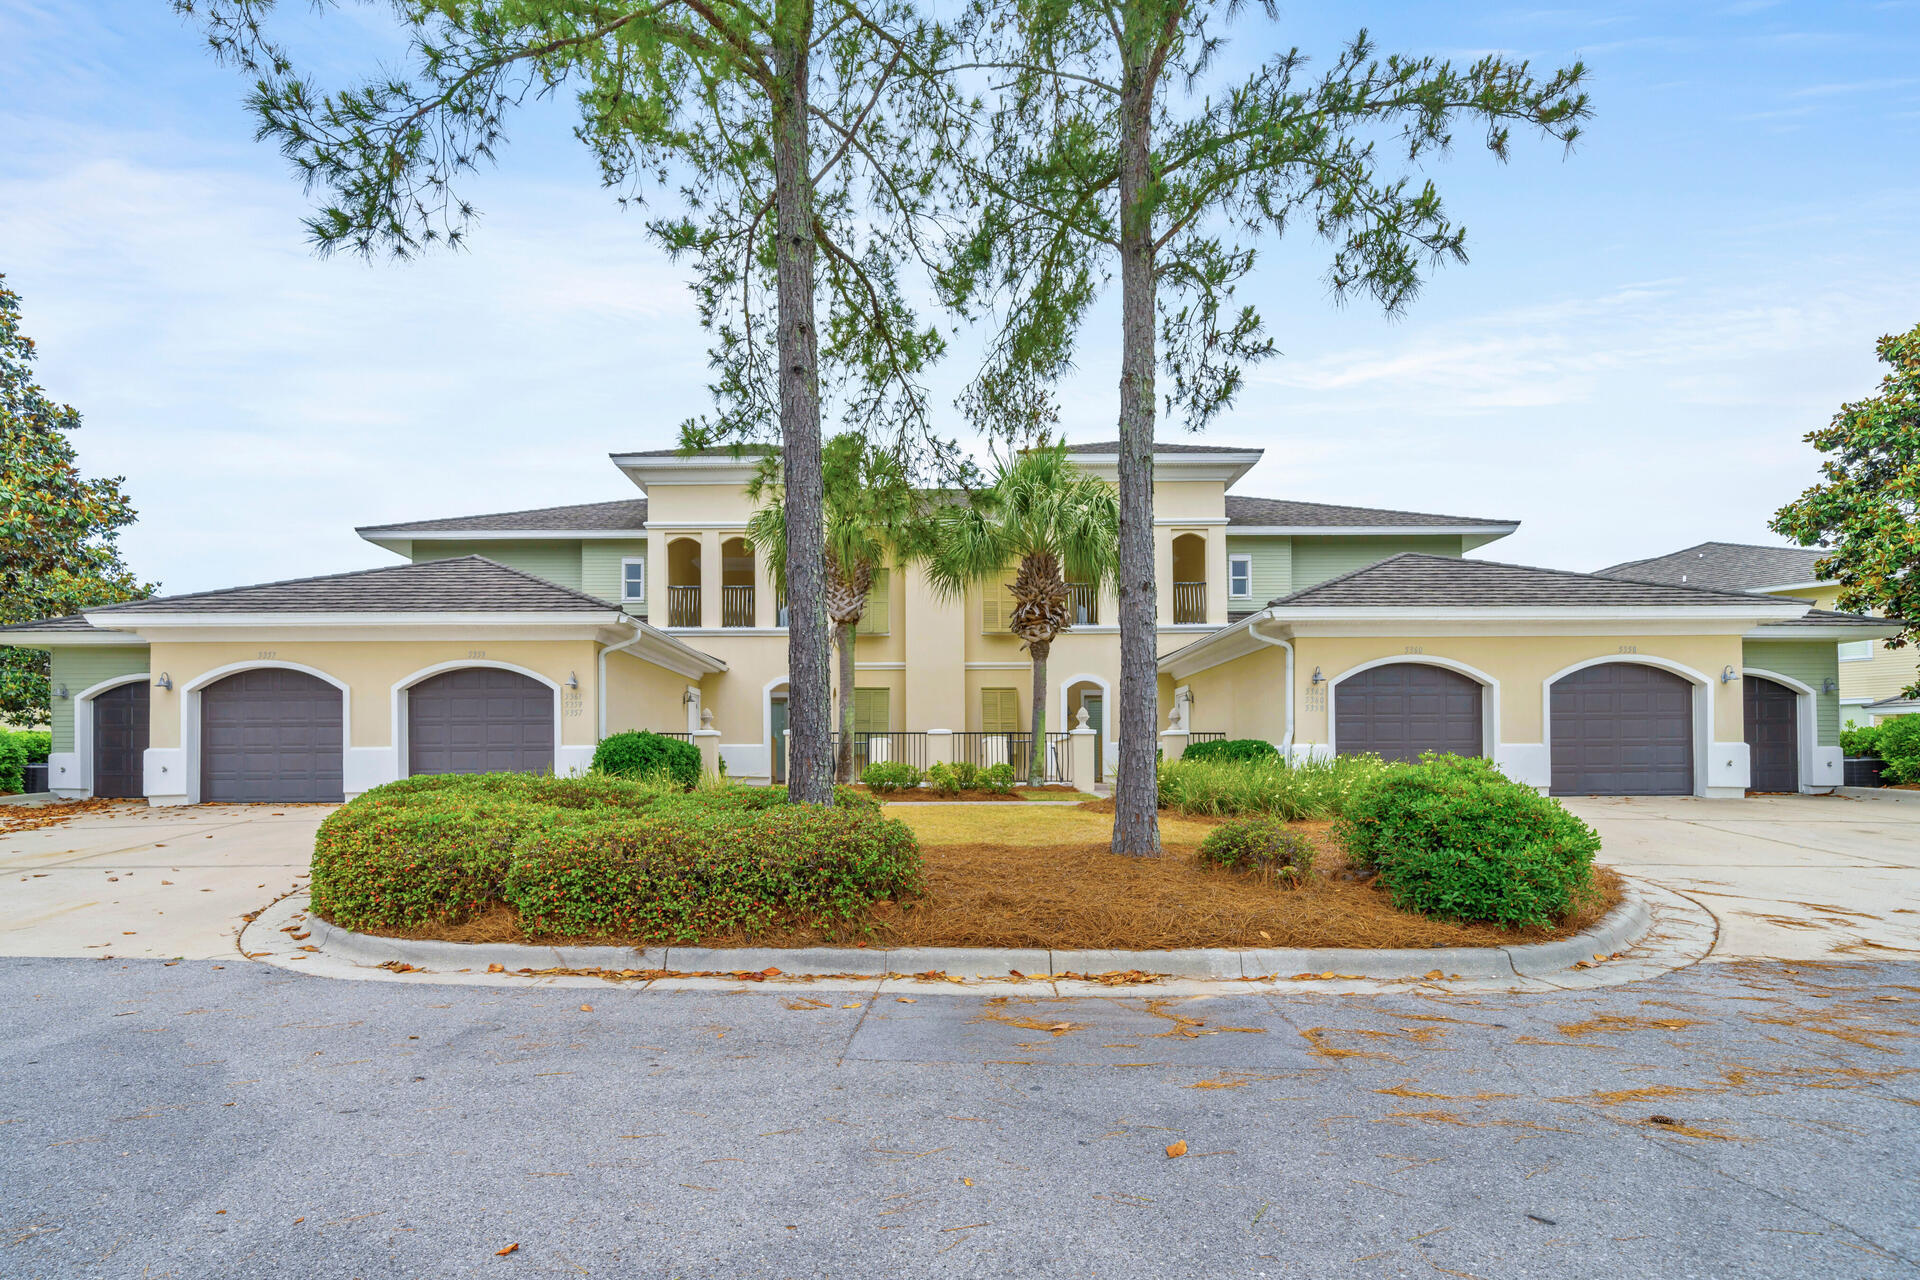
{"left": 92, "top": 682, "right": 149, "bottom": 799}
{"left": 1334, "top": 663, "right": 1483, "bottom": 762}
{"left": 1744, "top": 675, "right": 1799, "bottom": 794}
{"left": 1550, "top": 663, "right": 1693, "bottom": 796}
{"left": 200, "top": 669, "right": 344, "bottom": 803}
{"left": 407, "top": 667, "right": 554, "bottom": 776}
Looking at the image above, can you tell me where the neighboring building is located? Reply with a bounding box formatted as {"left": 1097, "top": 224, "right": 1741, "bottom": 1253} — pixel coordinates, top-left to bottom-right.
{"left": 1, "top": 444, "right": 1899, "bottom": 803}
{"left": 1596, "top": 541, "right": 1919, "bottom": 727}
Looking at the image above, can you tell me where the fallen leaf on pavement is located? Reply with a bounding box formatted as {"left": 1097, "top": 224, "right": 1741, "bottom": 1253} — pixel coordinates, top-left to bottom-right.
{"left": 579, "top": 1004, "right": 593, "bottom": 1012}
{"left": 495, "top": 1242, "right": 519, "bottom": 1255}
{"left": 1166, "top": 1140, "right": 1187, "bottom": 1159}
{"left": 487, "top": 964, "right": 506, "bottom": 973}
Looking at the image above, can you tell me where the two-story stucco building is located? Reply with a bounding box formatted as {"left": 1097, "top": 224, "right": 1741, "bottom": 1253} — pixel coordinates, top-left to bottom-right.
{"left": 3, "top": 441, "right": 1900, "bottom": 804}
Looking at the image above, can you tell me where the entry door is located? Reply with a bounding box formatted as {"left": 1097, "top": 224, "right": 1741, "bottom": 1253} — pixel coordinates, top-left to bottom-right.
{"left": 771, "top": 697, "right": 789, "bottom": 783}
{"left": 92, "top": 682, "right": 150, "bottom": 799}
{"left": 1081, "top": 695, "right": 1104, "bottom": 780}
{"left": 1744, "top": 676, "right": 1799, "bottom": 793}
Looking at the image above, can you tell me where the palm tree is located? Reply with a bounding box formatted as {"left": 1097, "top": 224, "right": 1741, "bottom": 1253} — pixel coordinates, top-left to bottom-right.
{"left": 748, "top": 435, "right": 927, "bottom": 784}
{"left": 926, "top": 444, "right": 1120, "bottom": 780}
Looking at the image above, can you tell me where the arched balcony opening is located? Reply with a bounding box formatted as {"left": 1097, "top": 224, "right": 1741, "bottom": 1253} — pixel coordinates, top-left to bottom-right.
{"left": 1171, "top": 534, "right": 1207, "bottom": 624}
{"left": 721, "top": 537, "right": 755, "bottom": 627}
{"left": 666, "top": 538, "right": 702, "bottom": 627}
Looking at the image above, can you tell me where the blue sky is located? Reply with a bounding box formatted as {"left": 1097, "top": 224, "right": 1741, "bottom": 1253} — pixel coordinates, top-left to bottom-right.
{"left": 2, "top": 0, "right": 1916, "bottom": 594}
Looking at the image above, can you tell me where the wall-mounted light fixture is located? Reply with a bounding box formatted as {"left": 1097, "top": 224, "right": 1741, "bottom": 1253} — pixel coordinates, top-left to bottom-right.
{"left": 565, "top": 671, "right": 579, "bottom": 690}
{"left": 1309, "top": 666, "right": 1324, "bottom": 685}
{"left": 1822, "top": 677, "right": 1839, "bottom": 694}
{"left": 1720, "top": 665, "right": 1737, "bottom": 684}
{"left": 53, "top": 684, "right": 69, "bottom": 700}
{"left": 155, "top": 673, "right": 173, "bottom": 691}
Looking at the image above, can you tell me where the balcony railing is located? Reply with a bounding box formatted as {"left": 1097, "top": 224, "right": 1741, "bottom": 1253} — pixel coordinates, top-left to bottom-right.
{"left": 721, "top": 584, "right": 756, "bottom": 628}
{"left": 831, "top": 731, "right": 930, "bottom": 774}
{"left": 1172, "top": 581, "right": 1206, "bottom": 624}
{"left": 952, "top": 731, "right": 1072, "bottom": 784}
{"left": 1068, "top": 582, "right": 1098, "bottom": 626}
{"left": 666, "top": 585, "right": 701, "bottom": 628}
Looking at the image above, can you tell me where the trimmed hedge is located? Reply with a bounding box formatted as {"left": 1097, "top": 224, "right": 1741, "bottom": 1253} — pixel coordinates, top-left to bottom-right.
{"left": 1336, "top": 754, "right": 1600, "bottom": 930}
{"left": 591, "top": 731, "right": 701, "bottom": 789}
{"left": 1182, "top": 737, "right": 1280, "bottom": 765}
{"left": 0, "top": 733, "right": 27, "bottom": 793}
{"left": 309, "top": 771, "right": 918, "bottom": 940}
{"left": 861, "top": 761, "right": 923, "bottom": 795}
{"left": 1198, "top": 816, "right": 1315, "bottom": 884}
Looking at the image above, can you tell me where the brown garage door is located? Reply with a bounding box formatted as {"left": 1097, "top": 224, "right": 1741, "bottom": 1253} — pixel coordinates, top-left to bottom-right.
{"left": 1744, "top": 675, "right": 1799, "bottom": 794}
{"left": 1334, "top": 663, "right": 1483, "bottom": 762}
{"left": 1550, "top": 663, "right": 1693, "bottom": 796}
{"left": 201, "top": 668, "right": 344, "bottom": 803}
{"left": 407, "top": 667, "right": 554, "bottom": 776}
{"left": 92, "top": 682, "right": 149, "bottom": 799}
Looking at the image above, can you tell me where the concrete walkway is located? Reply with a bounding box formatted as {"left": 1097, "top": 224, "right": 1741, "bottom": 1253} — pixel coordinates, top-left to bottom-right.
{"left": 1562, "top": 792, "right": 1920, "bottom": 962}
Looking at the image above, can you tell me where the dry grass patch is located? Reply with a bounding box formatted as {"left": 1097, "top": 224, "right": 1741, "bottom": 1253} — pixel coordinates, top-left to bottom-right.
{"left": 380, "top": 803, "right": 1619, "bottom": 951}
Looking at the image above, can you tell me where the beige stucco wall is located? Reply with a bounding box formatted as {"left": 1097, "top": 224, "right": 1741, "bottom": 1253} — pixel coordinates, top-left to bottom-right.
{"left": 604, "top": 647, "right": 700, "bottom": 737}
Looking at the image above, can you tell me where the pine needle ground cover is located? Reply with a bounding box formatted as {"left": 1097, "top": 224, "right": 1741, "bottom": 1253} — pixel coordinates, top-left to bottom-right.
{"left": 361, "top": 801, "right": 1619, "bottom": 952}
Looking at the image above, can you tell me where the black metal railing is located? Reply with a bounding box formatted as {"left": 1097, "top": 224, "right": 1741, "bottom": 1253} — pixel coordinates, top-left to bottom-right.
{"left": 1172, "top": 581, "right": 1206, "bottom": 624}
{"left": 950, "top": 731, "right": 1072, "bottom": 783}
{"left": 832, "top": 731, "right": 930, "bottom": 775}
{"left": 721, "top": 584, "right": 755, "bottom": 627}
{"left": 666, "top": 584, "right": 701, "bottom": 627}
{"left": 646, "top": 730, "right": 694, "bottom": 742}
{"left": 1068, "top": 582, "right": 1098, "bottom": 626}
{"left": 1187, "top": 731, "right": 1226, "bottom": 745}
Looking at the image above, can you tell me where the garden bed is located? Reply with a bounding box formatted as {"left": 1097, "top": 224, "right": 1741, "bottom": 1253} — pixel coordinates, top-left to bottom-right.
{"left": 369, "top": 805, "right": 1621, "bottom": 952}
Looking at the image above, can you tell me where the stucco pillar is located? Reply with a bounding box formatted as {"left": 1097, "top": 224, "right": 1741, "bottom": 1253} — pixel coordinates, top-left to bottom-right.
{"left": 903, "top": 564, "right": 965, "bottom": 730}
{"left": 926, "top": 728, "right": 954, "bottom": 768}
{"left": 1068, "top": 708, "right": 1098, "bottom": 791}
{"left": 755, "top": 539, "right": 778, "bottom": 628}
{"left": 1154, "top": 530, "right": 1174, "bottom": 628}
{"left": 1205, "top": 529, "right": 1228, "bottom": 626}
{"left": 694, "top": 707, "right": 722, "bottom": 778}
{"left": 700, "top": 532, "right": 723, "bottom": 629}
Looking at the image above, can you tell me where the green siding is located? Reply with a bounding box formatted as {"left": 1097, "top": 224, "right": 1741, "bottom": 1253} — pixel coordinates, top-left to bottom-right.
{"left": 1223, "top": 535, "right": 1291, "bottom": 604}
{"left": 1743, "top": 639, "right": 1841, "bottom": 747}
{"left": 409, "top": 540, "right": 585, "bottom": 591}
{"left": 581, "top": 539, "right": 648, "bottom": 612}
{"left": 1291, "top": 535, "right": 1466, "bottom": 591}
{"left": 49, "top": 647, "right": 150, "bottom": 752}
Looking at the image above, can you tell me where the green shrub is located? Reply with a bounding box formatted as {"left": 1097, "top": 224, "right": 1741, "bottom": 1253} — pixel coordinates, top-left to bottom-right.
{"left": 0, "top": 733, "right": 26, "bottom": 793}
{"left": 1840, "top": 724, "right": 1884, "bottom": 758}
{"left": 311, "top": 792, "right": 593, "bottom": 929}
{"left": 1182, "top": 737, "right": 1280, "bottom": 765}
{"left": 591, "top": 731, "right": 700, "bottom": 789}
{"left": 1877, "top": 715, "right": 1920, "bottom": 784}
{"left": 926, "top": 761, "right": 983, "bottom": 795}
{"left": 1156, "top": 753, "right": 1388, "bottom": 820}
{"left": 861, "top": 761, "right": 924, "bottom": 795}
{"left": 1336, "top": 754, "right": 1601, "bottom": 929}
{"left": 359, "top": 771, "right": 673, "bottom": 810}
{"left": 1198, "top": 817, "right": 1316, "bottom": 884}
{"left": 10, "top": 731, "right": 51, "bottom": 765}
{"left": 977, "top": 762, "right": 1016, "bottom": 794}
{"left": 504, "top": 805, "right": 921, "bottom": 941}
{"left": 833, "top": 783, "right": 881, "bottom": 812}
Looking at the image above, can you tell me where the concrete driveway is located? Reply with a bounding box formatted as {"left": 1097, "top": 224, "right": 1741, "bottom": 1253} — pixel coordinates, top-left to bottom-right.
{"left": 0, "top": 803, "right": 326, "bottom": 960}
{"left": 1565, "top": 792, "right": 1920, "bottom": 962}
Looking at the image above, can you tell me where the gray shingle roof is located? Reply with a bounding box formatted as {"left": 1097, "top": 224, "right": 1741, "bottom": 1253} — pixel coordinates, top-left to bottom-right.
{"left": 358, "top": 498, "right": 649, "bottom": 536}
{"left": 1065, "top": 440, "right": 1261, "bottom": 454}
{"left": 1595, "top": 541, "right": 1829, "bottom": 592}
{"left": 1271, "top": 554, "right": 1797, "bottom": 609}
{"left": 615, "top": 445, "right": 780, "bottom": 458}
{"left": 89, "top": 557, "right": 621, "bottom": 616}
{"left": 1226, "top": 494, "right": 1517, "bottom": 530}
{"left": 1753, "top": 608, "right": 1895, "bottom": 629}
{"left": 0, "top": 613, "right": 108, "bottom": 634}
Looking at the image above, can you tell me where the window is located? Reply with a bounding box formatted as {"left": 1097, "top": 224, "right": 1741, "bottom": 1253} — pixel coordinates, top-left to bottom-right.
{"left": 1839, "top": 639, "right": 1874, "bottom": 662}
{"left": 981, "top": 581, "right": 1017, "bottom": 633}
{"left": 857, "top": 568, "right": 890, "bottom": 636}
{"left": 621, "top": 557, "right": 646, "bottom": 603}
{"left": 981, "top": 687, "right": 1020, "bottom": 733}
{"left": 1228, "top": 554, "right": 1252, "bottom": 599}
{"left": 853, "top": 687, "right": 891, "bottom": 733}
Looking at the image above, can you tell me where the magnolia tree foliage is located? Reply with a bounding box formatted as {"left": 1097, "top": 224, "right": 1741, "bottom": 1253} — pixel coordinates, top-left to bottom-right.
{"left": 0, "top": 277, "right": 152, "bottom": 724}
{"left": 933, "top": 4, "right": 1591, "bottom": 854}
{"left": 1773, "top": 323, "right": 1920, "bottom": 694}
{"left": 178, "top": 0, "right": 965, "bottom": 803}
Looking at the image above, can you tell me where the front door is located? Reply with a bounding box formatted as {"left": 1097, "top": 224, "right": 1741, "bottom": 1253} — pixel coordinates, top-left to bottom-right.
{"left": 1081, "top": 695, "right": 1104, "bottom": 782}
{"left": 771, "top": 697, "right": 788, "bottom": 784}
{"left": 1744, "top": 676, "right": 1799, "bottom": 793}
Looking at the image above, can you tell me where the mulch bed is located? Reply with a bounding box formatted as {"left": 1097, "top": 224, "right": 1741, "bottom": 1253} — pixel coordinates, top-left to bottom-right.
{"left": 372, "top": 821, "right": 1622, "bottom": 953}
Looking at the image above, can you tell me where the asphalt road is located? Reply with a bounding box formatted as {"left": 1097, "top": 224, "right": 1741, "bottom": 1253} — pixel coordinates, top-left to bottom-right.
{"left": 5, "top": 957, "right": 1918, "bottom": 1279}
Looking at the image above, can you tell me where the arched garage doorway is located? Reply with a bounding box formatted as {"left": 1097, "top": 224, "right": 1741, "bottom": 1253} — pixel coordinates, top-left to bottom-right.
{"left": 199, "top": 668, "right": 345, "bottom": 803}
{"left": 1549, "top": 662, "right": 1695, "bottom": 797}
{"left": 1333, "top": 661, "right": 1487, "bottom": 763}
{"left": 1743, "top": 674, "right": 1800, "bottom": 794}
{"left": 406, "top": 667, "right": 555, "bottom": 776}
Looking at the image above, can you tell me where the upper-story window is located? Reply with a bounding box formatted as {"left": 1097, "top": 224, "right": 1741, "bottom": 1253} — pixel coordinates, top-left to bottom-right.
{"left": 1228, "top": 554, "right": 1252, "bottom": 599}
{"left": 1839, "top": 639, "right": 1874, "bottom": 662}
{"left": 621, "top": 557, "right": 646, "bottom": 603}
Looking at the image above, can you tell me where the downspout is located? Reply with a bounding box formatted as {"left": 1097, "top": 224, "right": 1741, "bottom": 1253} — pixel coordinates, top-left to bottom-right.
{"left": 597, "top": 615, "right": 650, "bottom": 741}
{"left": 1247, "top": 614, "right": 1295, "bottom": 758}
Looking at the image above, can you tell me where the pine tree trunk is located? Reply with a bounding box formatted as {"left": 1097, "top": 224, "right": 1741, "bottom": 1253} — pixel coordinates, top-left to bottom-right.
{"left": 836, "top": 619, "right": 857, "bottom": 784}
{"left": 1029, "top": 639, "right": 1050, "bottom": 782}
{"left": 1110, "top": 58, "right": 1163, "bottom": 857}
{"left": 771, "top": 10, "right": 833, "bottom": 806}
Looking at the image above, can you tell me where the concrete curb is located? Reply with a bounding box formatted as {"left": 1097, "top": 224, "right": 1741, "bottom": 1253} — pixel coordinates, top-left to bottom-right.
{"left": 285, "top": 879, "right": 1660, "bottom": 983}
{"left": 1834, "top": 785, "right": 1919, "bottom": 804}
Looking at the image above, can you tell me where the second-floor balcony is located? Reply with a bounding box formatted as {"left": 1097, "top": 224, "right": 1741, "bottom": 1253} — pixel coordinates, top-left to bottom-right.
{"left": 721, "top": 584, "right": 756, "bottom": 628}
{"left": 666, "top": 584, "right": 701, "bottom": 628}
{"left": 1173, "top": 581, "right": 1206, "bottom": 624}
{"left": 1068, "top": 582, "right": 1098, "bottom": 626}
